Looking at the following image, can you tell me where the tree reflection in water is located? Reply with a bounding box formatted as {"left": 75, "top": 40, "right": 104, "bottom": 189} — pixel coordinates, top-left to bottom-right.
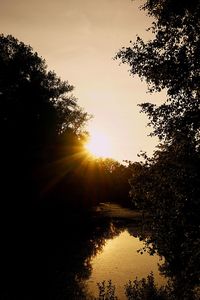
{"left": 136, "top": 218, "right": 200, "bottom": 300}
{"left": 1, "top": 204, "right": 122, "bottom": 300}
{"left": 2, "top": 202, "right": 199, "bottom": 300}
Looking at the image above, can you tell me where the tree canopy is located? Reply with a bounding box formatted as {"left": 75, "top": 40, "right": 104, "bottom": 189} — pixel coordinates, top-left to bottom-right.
{"left": 116, "top": 1, "right": 200, "bottom": 297}
{"left": 0, "top": 34, "right": 89, "bottom": 148}
{"left": 0, "top": 34, "right": 93, "bottom": 209}
{"left": 117, "top": 0, "right": 200, "bottom": 142}
{"left": 0, "top": 34, "right": 133, "bottom": 209}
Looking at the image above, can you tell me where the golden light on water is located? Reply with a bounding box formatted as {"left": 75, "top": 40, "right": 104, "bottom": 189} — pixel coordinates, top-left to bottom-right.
{"left": 87, "top": 230, "right": 166, "bottom": 299}
{"left": 85, "top": 131, "right": 112, "bottom": 158}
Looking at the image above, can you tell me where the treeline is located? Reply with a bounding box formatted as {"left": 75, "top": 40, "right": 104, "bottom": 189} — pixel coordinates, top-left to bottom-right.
{"left": 0, "top": 34, "right": 133, "bottom": 300}
{"left": 0, "top": 34, "right": 132, "bottom": 217}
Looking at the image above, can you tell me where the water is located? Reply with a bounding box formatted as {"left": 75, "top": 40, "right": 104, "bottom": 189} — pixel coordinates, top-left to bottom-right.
{"left": 2, "top": 199, "right": 197, "bottom": 300}
{"left": 1, "top": 202, "right": 166, "bottom": 299}
{"left": 87, "top": 230, "right": 165, "bottom": 299}
{"left": 83, "top": 203, "right": 166, "bottom": 299}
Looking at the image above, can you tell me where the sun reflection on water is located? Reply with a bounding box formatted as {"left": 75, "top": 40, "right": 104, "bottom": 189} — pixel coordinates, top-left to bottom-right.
{"left": 87, "top": 230, "right": 166, "bottom": 299}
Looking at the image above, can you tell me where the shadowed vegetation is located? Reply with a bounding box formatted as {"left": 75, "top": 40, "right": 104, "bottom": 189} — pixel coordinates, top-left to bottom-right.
{"left": 116, "top": 0, "right": 200, "bottom": 298}
{"left": 0, "top": 34, "right": 134, "bottom": 299}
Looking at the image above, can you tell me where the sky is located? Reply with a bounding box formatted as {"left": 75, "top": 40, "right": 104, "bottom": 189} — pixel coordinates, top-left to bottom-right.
{"left": 0, "top": 0, "right": 165, "bottom": 162}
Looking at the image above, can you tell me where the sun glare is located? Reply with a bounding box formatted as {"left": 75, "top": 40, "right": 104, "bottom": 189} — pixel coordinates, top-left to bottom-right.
{"left": 85, "top": 132, "right": 112, "bottom": 158}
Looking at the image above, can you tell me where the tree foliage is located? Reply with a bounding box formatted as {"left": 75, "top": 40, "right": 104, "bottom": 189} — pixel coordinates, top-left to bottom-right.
{"left": 0, "top": 34, "right": 89, "bottom": 148}
{"left": 117, "top": 0, "right": 200, "bottom": 297}
{"left": 0, "top": 34, "right": 92, "bottom": 209}
{"left": 116, "top": 0, "right": 200, "bottom": 141}
{"left": 129, "top": 143, "right": 200, "bottom": 298}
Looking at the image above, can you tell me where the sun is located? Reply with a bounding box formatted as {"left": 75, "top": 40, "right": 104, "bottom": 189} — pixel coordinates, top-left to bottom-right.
{"left": 85, "top": 132, "right": 112, "bottom": 158}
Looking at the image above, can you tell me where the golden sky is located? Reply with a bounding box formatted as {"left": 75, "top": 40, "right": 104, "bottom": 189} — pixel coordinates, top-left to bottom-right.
{"left": 0, "top": 0, "right": 165, "bottom": 162}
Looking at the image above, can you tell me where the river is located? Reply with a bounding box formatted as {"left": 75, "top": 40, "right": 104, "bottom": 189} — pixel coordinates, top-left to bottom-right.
{"left": 1, "top": 202, "right": 166, "bottom": 299}
{"left": 2, "top": 200, "right": 197, "bottom": 299}
{"left": 84, "top": 203, "right": 166, "bottom": 299}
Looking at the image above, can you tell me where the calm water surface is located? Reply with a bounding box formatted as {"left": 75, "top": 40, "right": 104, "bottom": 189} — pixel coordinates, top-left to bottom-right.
{"left": 2, "top": 202, "right": 196, "bottom": 299}
{"left": 85, "top": 203, "right": 166, "bottom": 299}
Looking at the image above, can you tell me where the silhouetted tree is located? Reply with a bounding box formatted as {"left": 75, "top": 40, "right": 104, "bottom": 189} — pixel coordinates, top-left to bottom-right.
{"left": 116, "top": 1, "right": 200, "bottom": 298}
{"left": 116, "top": 0, "right": 200, "bottom": 142}
{"left": 0, "top": 34, "right": 90, "bottom": 202}
{"left": 130, "top": 141, "right": 200, "bottom": 298}
{"left": 85, "top": 158, "right": 133, "bottom": 206}
{"left": 0, "top": 34, "right": 89, "bottom": 146}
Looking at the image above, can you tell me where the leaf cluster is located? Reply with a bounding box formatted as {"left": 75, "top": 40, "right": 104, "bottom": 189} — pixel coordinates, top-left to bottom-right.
{"left": 116, "top": 0, "right": 200, "bottom": 141}
{"left": 0, "top": 34, "right": 89, "bottom": 147}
